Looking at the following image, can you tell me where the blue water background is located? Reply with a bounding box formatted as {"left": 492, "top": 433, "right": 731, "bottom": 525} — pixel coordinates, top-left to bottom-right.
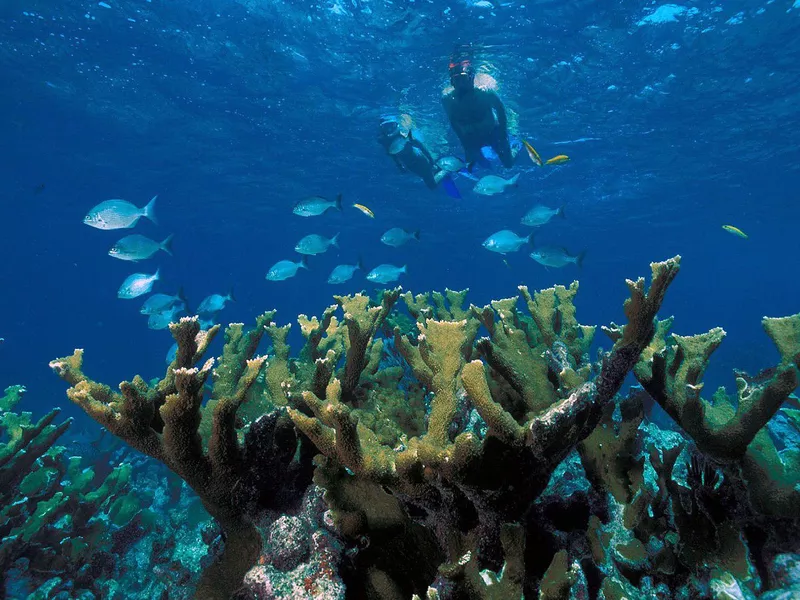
{"left": 1, "top": 0, "right": 798, "bottom": 428}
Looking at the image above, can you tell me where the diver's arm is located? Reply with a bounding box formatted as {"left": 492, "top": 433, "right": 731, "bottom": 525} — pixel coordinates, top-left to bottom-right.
{"left": 489, "top": 92, "right": 508, "bottom": 133}
{"left": 442, "top": 94, "right": 468, "bottom": 143}
{"left": 410, "top": 135, "right": 435, "bottom": 164}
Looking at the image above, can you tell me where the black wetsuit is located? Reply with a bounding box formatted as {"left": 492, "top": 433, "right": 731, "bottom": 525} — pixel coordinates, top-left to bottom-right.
{"left": 442, "top": 85, "right": 513, "bottom": 168}
{"left": 378, "top": 130, "right": 440, "bottom": 189}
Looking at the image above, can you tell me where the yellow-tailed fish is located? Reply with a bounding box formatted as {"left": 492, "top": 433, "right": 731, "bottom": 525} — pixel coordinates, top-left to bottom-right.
{"left": 522, "top": 140, "right": 543, "bottom": 167}
{"left": 352, "top": 203, "right": 374, "bottom": 218}
{"left": 722, "top": 225, "right": 748, "bottom": 239}
{"left": 545, "top": 155, "right": 570, "bottom": 165}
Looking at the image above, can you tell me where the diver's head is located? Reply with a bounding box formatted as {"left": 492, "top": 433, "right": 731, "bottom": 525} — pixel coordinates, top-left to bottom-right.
{"left": 379, "top": 119, "right": 401, "bottom": 138}
{"left": 449, "top": 60, "right": 475, "bottom": 93}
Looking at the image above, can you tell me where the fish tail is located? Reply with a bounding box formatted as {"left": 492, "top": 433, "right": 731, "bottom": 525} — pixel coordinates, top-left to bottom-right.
{"left": 331, "top": 233, "right": 340, "bottom": 248}
{"left": 300, "top": 256, "right": 310, "bottom": 270}
{"left": 144, "top": 195, "right": 158, "bottom": 225}
{"left": 228, "top": 287, "right": 236, "bottom": 303}
{"left": 153, "top": 268, "right": 161, "bottom": 281}
{"left": 509, "top": 173, "right": 521, "bottom": 187}
{"left": 413, "top": 230, "right": 421, "bottom": 241}
{"left": 160, "top": 234, "right": 174, "bottom": 256}
{"left": 401, "top": 265, "right": 407, "bottom": 274}
{"left": 357, "top": 256, "right": 364, "bottom": 271}
{"left": 335, "top": 193, "right": 343, "bottom": 211}
{"left": 576, "top": 251, "right": 587, "bottom": 269}
{"left": 558, "top": 205, "right": 566, "bottom": 219}
{"left": 527, "top": 232, "right": 534, "bottom": 246}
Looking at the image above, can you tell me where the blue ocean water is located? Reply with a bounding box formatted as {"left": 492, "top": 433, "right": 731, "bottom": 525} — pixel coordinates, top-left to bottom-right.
{"left": 1, "top": 0, "right": 798, "bottom": 431}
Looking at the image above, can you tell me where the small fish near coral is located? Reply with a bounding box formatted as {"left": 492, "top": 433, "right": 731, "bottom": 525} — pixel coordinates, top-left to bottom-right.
{"left": 266, "top": 257, "right": 309, "bottom": 281}
{"left": 328, "top": 259, "right": 363, "bottom": 284}
{"left": 117, "top": 269, "right": 160, "bottom": 299}
{"left": 109, "top": 234, "right": 173, "bottom": 261}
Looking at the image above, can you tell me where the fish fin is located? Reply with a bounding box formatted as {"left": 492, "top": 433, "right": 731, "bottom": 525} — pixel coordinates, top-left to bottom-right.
{"left": 527, "top": 232, "right": 534, "bottom": 246}
{"left": 144, "top": 195, "right": 158, "bottom": 225}
{"left": 401, "top": 265, "right": 407, "bottom": 274}
{"left": 442, "top": 176, "right": 461, "bottom": 199}
{"left": 331, "top": 233, "right": 340, "bottom": 248}
{"left": 335, "top": 193, "right": 343, "bottom": 211}
{"left": 300, "top": 256, "right": 310, "bottom": 270}
{"left": 357, "top": 256, "right": 364, "bottom": 271}
{"left": 413, "top": 230, "right": 420, "bottom": 241}
{"left": 558, "top": 205, "right": 566, "bottom": 219}
{"left": 154, "top": 268, "right": 161, "bottom": 280}
{"left": 509, "top": 173, "right": 521, "bottom": 187}
{"left": 160, "top": 234, "right": 174, "bottom": 256}
{"left": 228, "top": 287, "right": 236, "bottom": 303}
{"left": 576, "top": 251, "right": 587, "bottom": 269}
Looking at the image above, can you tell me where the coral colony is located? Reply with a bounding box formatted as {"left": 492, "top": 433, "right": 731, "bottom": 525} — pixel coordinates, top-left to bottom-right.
{"left": 3, "top": 256, "right": 800, "bottom": 599}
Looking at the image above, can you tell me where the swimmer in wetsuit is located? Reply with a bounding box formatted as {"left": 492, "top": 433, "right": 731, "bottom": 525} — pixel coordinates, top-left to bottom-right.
{"left": 441, "top": 59, "right": 514, "bottom": 169}
{"left": 377, "top": 119, "right": 446, "bottom": 190}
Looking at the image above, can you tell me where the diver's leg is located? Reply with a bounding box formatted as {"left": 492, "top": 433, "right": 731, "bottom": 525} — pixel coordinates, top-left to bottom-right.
{"left": 493, "top": 132, "right": 515, "bottom": 168}
{"left": 422, "top": 171, "right": 438, "bottom": 189}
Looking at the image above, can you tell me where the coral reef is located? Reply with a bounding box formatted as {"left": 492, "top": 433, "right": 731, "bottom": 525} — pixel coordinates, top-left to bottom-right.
{"left": 47, "top": 256, "right": 800, "bottom": 599}
{"left": 0, "top": 385, "right": 159, "bottom": 598}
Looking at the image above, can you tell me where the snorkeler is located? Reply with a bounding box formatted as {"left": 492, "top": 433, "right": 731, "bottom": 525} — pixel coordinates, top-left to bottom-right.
{"left": 442, "top": 58, "right": 514, "bottom": 169}
{"left": 377, "top": 119, "right": 446, "bottom": 190}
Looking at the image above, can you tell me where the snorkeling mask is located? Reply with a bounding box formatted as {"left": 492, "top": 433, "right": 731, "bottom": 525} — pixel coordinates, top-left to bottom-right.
{"left": 449, "top": 59, "right": 475, "bottom": 84}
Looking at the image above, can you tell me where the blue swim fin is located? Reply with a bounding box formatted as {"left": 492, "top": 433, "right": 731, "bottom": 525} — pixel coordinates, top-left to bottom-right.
{"left": 442, "top": 175, "right": 461, "bottom": 199}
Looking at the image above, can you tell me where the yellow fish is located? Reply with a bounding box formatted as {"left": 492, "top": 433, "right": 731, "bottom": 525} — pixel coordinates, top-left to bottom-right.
{"left": 353, "top": 203, "right": 374, "bottom": 218}
{"left": 545, "top": 155, "right": 570, "bottom": 165}
{"left": 722, "top": 225, "right": 748, "bottom": 239}
{"left": 522, "top": 140, "right": 543, "bottom": 167}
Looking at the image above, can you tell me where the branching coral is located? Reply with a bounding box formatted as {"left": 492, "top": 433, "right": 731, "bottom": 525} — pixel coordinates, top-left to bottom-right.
{"left": 287, "top": 257, "right": 680, "bottom": 597}
{"left": 50, "top": 316, "right": 312, "bottom": 600}
{"left": 1, "top": 385, "right": 153, "bottom": 597}
{"left": 49, "top": 254, "right": 800, "bottom": 599}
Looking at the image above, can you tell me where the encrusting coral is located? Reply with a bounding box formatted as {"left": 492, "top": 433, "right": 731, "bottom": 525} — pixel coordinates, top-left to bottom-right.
{"left": 48, "top": 256, "right": 800, "bottom": 599}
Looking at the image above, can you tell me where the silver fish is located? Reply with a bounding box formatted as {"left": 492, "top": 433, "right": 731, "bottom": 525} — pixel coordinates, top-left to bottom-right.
{"left": 366, "top": 264, "right": 406, "bottom": 284}
{"left": 118, "top": 269, "right": 160, "bottom": 299}
{"left": 266, "top": 257, "right": 309, "bottom": 281}
{"left": 521, "top": 205, "right": 565, "bottom": 227}
{"left": 530, "top": 246, "right": 586, "bottom": 268}
{"left": 109, "top": 234, "right": 173, "bottom": 261}
{"left": 435, "top": 156, "right": 466, "bottom": 173}
{"left": 295, "top": 233, "right": 339, "bottom": 255}
{"left": 381, "top": 228, "right": 420, "bottom": 247}
{"left": 148, "top": 305, "right": 184, "bottom": 330}
{"left": 293, "top": 194, "right": 342, "bottom": 217}
{"left": 84, "top": 196, "right": 158, "bottom": 230}
{"left": 140, "top": 290, "right": 185, "bottom": 315}
{"left": 474, "top": 174, "right": 520, "bottom": 196}
{"left": 328, "top": 259, "right": 363, "bottom": 284}
{"left": 482, "top": 230, "right": 532, "bottom": 254}
{"left": 196, "top": 290, "right": 235, "bottom": 315}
